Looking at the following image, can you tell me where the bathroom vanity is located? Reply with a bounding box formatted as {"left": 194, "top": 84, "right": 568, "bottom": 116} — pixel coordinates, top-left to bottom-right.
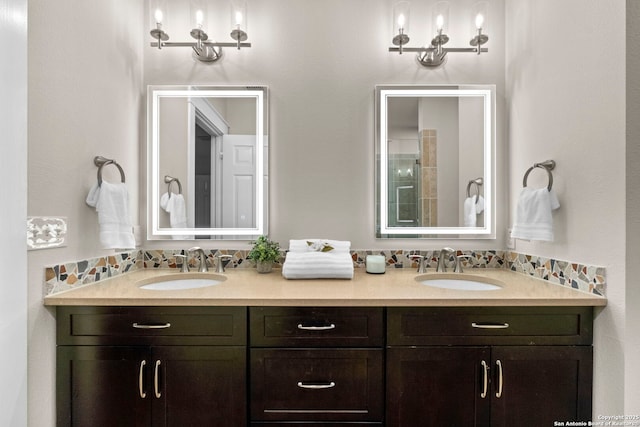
{"left": 46, "top": 269, "right": 604, "bottom": 427}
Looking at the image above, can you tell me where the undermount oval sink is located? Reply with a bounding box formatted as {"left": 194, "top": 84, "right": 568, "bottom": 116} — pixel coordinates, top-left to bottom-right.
{"left": 138, "top": 274, "right": 226, "bottom": 291}
{"left": 416, "top": 274, "right": 504, "bottom": 291}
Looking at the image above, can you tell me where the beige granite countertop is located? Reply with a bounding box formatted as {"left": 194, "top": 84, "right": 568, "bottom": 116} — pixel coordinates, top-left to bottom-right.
{"left": 43, "top": 268, "right": 607, "bottom": 307}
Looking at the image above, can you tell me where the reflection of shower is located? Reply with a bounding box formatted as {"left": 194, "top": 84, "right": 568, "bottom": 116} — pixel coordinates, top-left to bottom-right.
{"left": 388, "top": 150, "right": 420, "bottom": 227}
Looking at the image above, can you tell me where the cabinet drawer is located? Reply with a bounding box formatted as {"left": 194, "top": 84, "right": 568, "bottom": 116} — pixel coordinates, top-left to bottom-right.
{"left": 250, "top": 307, "right": 384, "bottom": 347}
{"left": 250, "top": 349, "right": 383, "bottom": 422}
{"left": 57, "top": 306, "right": 246, "bottom": 345}
{"left": 387, "top": 307, "right": 593, "bottom": 346}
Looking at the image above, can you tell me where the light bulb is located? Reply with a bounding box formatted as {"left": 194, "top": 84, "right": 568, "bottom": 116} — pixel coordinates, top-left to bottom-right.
{"left": 235, "top": 11, "right": 243, "bottom": 27}
{"left": 154, "top": 9, "right": 164, "bottom": 25}
{"left": 475, "top": 13, "right": 484, "bottom": 30}
{"left": 436, "top": 14, "right": 444, "bottom": 31}
{"left": 196, "top": 10, "right": 204, "bottom": 28}
{"left": 397, "top": 13, "right": 405, "bottom": 30}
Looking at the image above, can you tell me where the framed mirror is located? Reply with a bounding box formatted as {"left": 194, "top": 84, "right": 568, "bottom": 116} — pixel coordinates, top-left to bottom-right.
{"left": 375, "top": 85, "right": 495, "bottom": 238}
{"left": 147, "top": 85, "right": 268, "bottom": 240}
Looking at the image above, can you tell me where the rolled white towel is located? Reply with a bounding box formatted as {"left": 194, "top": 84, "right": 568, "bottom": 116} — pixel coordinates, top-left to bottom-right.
{"left": 282, "top": 251, "right": 354, "bottom": 279}
{"left": 288, "top": 239, "right": 351, "bottom": 253}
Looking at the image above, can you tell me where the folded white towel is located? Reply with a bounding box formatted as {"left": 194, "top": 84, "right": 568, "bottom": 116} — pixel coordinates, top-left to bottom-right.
{"left": 288, "top": 239, "right": 351, "bottom": 253}
{"left": 463, "top": 195, "right": 485, "bottom": 227}
{"left": 511, "top": 187, "right": 560, "bottom": 241}
{"left": 86, "top": 181, "right": 136, "bottom": 249}
{"left": 282, "top": 251, "right": 354, "bottom": 279}
{"left": 160, "top": 192, "right": 192, "bottom": 240}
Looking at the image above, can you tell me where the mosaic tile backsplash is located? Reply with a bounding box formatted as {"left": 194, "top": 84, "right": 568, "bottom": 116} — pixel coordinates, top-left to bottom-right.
{"left": 44, "top": 248, "right": 606, "bottom": 297}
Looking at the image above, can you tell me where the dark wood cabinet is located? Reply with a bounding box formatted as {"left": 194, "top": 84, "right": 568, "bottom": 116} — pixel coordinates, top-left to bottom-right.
{"left": 57, "top": 346, "right": 151, "bottom": 427}
{"left": 386, "top": 307, "right": 594, "bottom": 427}
{"left": 56, "top": 305, "right": 594, "bottom": 427}
{"left": 249, "top": 307, "right": 384, "bottom": 425}
{"left": 56, "top": 307, "right": 246, "bottom": 427}
{"left": 490, "top": 346, "right": 593, "bottom": 427}
{"left": 387, "top": 346, "right": 491, "bottom": 427}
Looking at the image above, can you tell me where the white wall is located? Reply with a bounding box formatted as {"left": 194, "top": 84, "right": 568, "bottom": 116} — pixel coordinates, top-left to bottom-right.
{"left": 27, "top": 1, "right": 144, "bottom": 426}
{"left": 142, "top": 0, "right": 507, "bottom": 250}
{"left": 626, "top": 0, "right": 640, "bottom": 414}
{"left": 505, "top": 0, "right": 626, "bottom": 416}
{"left": 0, "top": 0, "right": 27, "bottom": 425}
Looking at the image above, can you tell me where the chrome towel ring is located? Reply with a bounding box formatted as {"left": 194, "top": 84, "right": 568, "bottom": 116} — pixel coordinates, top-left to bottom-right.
{"left": 466, "top": 177, "right": 483, "bottom": 205}
{"left": 522, "top": 160, "right": 556, "bottom": 191}
{"left": 164, "top": 175, "right": 183, "bottom": 198}
{"left": 94, "top": 156, "right": 125, "bottom": 186}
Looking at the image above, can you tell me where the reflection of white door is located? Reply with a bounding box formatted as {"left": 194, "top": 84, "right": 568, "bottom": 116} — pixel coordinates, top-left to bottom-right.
{"left": 221, "top": 135, "right": 256, "bottom": 228}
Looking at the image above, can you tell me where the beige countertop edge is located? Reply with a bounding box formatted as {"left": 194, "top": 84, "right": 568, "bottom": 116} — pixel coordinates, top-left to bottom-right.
{"left": 43, "top": 268, "right": 607, "bottom": 307}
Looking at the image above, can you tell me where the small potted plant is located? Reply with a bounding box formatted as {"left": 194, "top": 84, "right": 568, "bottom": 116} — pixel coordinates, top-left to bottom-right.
{"left": 248, "top": 235, "right": 281, "bottom": 273}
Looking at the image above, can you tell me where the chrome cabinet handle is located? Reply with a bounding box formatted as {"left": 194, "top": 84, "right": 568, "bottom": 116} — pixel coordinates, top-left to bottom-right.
{"left": 132, "top": 323, "right": 171, "bottom": 329}
{"left": 495, "top": 360, "right": 503, "bottom": 398}
{"left": 480, "top": 360, "right": 488, "bottom": 398}
{"left": 297, "top": 381, "right": 336, "bottom": 389}
{"left": 471, "top": 322, "right": 510, "bottom": 329}
{"left": 297, "top": 323, "right": 336, "bottom": 331}
{"left": 138, "top": 360, "right": 147, "bottom": 399}
{"left": 154, "top": 360, "right": 162, "bottom": 398}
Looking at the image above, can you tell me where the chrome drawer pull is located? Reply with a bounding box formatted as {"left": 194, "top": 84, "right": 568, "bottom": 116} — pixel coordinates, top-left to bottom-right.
{"left": 297, "top": 323, "right": 336, "bottom": 331}
{"left": 138, "top": 360, "right": 147, "bottom": 399}
{"left": 297, "top": 381, "right": 336, "bottom": 390}
{"left": 471, "top": 322, "right": 510, "bottom": 329}
{"left": 495, "top": 360, "right": 503, "bottom": 398}
{"left": 132, "top": 323, "right": 171, "bottom": 329}
{"left": 480, "top": 360, "right": 488, "bottom": 398}
{"left": 154, "top": 360, "right": 162, "bottom": 398}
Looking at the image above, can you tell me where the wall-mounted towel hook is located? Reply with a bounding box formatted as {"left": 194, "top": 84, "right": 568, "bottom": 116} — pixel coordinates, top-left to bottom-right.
{"left": 466, "top": 177, "right": 483, "bottom": 205}
{"left": 94, "top": 156, "right": 125, "bottom": 186}
{"left": 164, "top": 175, "right": 183, "bottom": 198}
{"left": 522, "top": 159, "right": 556, "bottom": 191}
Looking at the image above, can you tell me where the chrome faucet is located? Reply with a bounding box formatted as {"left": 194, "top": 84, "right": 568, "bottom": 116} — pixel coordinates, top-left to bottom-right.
{"left": 215, "top": 254, "right": 233, "bottom": 273}
{"left": 188, "top": 247, "right": 209, "bottom": 272}
{"left": 175, "top": 254, "right": 190, "bottom": 273}
{"left": 454, "top": 254, "right": 473, "bottom": 273}
{"left": 436, "top": 247, "right": 455, "bottom": 272}
{"left": 410, "top": 255, "right": 428, "bottom": 274}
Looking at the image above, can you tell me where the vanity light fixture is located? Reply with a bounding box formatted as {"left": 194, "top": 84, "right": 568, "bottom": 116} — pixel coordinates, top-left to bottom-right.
{"left": 149, "top": 0, "right": 251, "bottom": 63}
{"left": 389, "top": 1, "right": 489, "bottom": 68}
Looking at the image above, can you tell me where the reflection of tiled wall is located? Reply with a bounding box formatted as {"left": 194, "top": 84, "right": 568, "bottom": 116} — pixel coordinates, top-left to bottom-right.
{"left": 420, "top": 129, "right": 437, "bottom": 226}
{"left": 44, "top": 249, "right": 606, "bottom": 297}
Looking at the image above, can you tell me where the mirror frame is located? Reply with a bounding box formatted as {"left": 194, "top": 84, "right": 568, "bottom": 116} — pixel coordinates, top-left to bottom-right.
{"left": 376, "top": 85, "right": 495, "bottom": 237}
{"left": 147, "top": 85, "right": 268, "bottom": 239}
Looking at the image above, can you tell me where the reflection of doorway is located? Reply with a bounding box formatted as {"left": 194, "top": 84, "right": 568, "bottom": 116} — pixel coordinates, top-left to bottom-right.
{"left": 187, "top": 99, "right": 257, "bottom": 233}
{"left": 194, "top": 124, "right": 213, "bottom": 230}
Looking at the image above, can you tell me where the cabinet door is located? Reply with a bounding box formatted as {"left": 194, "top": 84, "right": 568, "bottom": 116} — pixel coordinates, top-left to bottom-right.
{"left": 151, "top": 346, "right": 246, "bottom": 427}
{"left": 57, "top": 346, "right": 151, "bottom": 427}
{"left": 386, "top": 347, "right": 491, "bottom": 427}
{"left": 490, "top": 346, "right": 593, "bottom": 427}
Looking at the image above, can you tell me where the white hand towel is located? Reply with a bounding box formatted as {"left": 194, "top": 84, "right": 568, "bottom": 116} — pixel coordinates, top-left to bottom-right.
{"left": 463, "top": 195, "right": 485, "bottom": 227}
{"left": 86, "top": 181, "right": 136, "bottom": 249}
{"left": 511, "top": 187, "right": 560, "bottom": 241}
{"left": 160, "top": 192, "right": 193, "bottom": 240}
{"left": 282, "top": 251, "right": 354, "bottom": 279}
{"left": 288, "top": 239, "right": 351, "bottom": 253}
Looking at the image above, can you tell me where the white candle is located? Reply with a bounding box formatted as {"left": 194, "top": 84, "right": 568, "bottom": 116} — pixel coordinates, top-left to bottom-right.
{"left": 366, "top": 255, "right": 386, "bottom": 274}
